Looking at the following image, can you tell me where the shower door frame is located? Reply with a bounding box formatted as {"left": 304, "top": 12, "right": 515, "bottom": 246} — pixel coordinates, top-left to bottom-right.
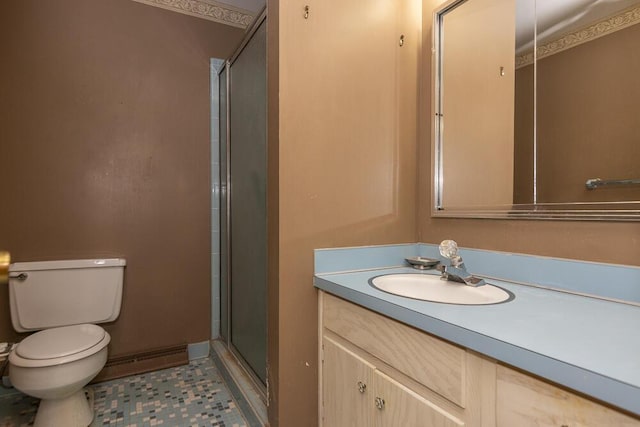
{"left": 219, "top": 9, "right": 268, "bottom": 398}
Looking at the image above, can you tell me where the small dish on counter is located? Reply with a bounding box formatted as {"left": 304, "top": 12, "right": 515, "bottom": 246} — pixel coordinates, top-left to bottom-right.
{"left": 405, "top": 256, "right": 440, "bottom": 270}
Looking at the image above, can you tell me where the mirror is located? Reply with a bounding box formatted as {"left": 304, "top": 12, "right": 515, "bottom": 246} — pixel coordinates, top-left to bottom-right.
{"left": 433, "top": 0, "right": 640, "bottom": 219}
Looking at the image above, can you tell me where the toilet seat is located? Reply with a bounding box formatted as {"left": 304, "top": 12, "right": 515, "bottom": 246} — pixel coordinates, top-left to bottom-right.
{"left": 9, "top": 324, "right": 110, "bottom": 368}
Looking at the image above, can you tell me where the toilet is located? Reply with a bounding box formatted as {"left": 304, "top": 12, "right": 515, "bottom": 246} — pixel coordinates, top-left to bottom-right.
{"left": 7, "top": 258, "right": 126, "bottom": 427}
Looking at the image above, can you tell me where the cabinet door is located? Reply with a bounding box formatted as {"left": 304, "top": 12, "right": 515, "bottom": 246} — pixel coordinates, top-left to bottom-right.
{"left": 322, "top": 336, "right": 374, "bottom": 427}
{"left": 373, "top": 370, "right": 464, "bottom": 427}
{"left": 497, "top": 366, "right": 640, "bottom": 427}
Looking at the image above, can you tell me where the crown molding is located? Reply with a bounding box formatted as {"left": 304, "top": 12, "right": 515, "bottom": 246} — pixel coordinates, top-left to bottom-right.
{"left": 516, "top": 6, "right": 640, "bottom": 68}
{"left": 131, "top": 0, "right": 255, "bottom": 29}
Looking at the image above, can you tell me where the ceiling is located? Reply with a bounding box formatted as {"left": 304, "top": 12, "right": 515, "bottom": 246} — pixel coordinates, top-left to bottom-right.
{"left": 131, "top": 0, "right": 264, "bottom": 29}
{"left": 139, "top": 0, "right": 637, "bottom": 37}
{"left": 222, "top": 0, "right": 265, "bottom": 13}
{"left": 516, "top": 0, "right": 640, "bottom": 51}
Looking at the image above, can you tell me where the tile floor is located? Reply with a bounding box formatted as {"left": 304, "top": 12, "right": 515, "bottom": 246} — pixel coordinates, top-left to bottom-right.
{"left": 0, "top": 355, "right": 260, "bottom": 427}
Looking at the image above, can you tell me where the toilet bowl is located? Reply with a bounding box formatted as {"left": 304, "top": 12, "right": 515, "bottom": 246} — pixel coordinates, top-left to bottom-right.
{"left": 7, "top": 258, "right": 125, "bottom": 427}
{"left": 9, "top": 324, "right": 111, "bottom": 427}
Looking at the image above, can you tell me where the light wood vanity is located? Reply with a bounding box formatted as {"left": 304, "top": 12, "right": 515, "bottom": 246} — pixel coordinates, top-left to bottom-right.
{"left": 496, "top": 367, "right": 640, "bottom": 427}
{"left": 319, "top": 291, "right": 640, "bottom": 426}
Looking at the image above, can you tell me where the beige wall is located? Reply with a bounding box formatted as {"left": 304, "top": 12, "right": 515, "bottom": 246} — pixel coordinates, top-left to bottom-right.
{"left": 420, "top": 0, "right": 640, "bottom": 266}
{"left": 0, "top": 0, "right": 244, "bottom": 356}
{"left": 440, "top": 0, "right": 515, "bottom": 208}
{"left": 272, "top": 0, "right": 421, "bottom": 424}
{"left": 271, "top": 1, "right": 639, "bottom": 426}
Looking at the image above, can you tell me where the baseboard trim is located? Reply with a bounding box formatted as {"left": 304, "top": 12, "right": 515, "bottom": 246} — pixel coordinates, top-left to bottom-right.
{"left": 93, "top": 344, "right": 188, "bottom": 383}
{"left": 188, "top": 341, "right": 210, "bottom": 361}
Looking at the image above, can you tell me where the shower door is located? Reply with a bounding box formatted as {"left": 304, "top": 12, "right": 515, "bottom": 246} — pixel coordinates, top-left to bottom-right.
{"left": 220, "top": 15, "right": 267, "bottom": 387}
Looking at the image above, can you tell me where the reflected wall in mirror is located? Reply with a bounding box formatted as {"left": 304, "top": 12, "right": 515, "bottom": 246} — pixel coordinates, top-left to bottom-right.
{"left": 434, "top": 0, "right": 640, "bottom": 219}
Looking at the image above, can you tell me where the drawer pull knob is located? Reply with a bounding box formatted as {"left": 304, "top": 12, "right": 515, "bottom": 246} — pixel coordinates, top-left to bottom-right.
{"left": 357, "top": 381, "right": 366, "bottom": 393}
{"left": 375, "top": 397, "right": 385, "bottom": 410}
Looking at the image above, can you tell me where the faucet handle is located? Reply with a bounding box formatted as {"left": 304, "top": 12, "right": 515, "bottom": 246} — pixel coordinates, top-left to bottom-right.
{"left": 439, "top": 240, "right": 459, "bottom": 259}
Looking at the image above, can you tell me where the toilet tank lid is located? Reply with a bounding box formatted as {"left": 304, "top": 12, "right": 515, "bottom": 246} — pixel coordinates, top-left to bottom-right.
{"left": 10, "top": 258, "right": 126, "bottom": 272}
{"left": 16, "top": 324, "right": 106, "bottom": 360}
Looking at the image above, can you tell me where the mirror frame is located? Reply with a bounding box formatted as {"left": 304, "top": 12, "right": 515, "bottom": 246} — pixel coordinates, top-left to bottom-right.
{"left": 431, "top": 0, "right": 640, "bottom": 221}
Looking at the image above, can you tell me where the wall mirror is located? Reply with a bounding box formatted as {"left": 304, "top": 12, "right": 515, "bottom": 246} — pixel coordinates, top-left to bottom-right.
{"left": 433, "top": 0, "right": 640, "bottom": 220}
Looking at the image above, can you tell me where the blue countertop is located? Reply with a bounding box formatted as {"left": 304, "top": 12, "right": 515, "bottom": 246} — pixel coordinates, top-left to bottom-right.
{"left": 315, "top": 266, "right": 640, "bottom": 415}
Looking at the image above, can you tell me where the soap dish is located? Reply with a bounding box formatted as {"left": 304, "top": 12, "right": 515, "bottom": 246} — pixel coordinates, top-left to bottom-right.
{"left": 405, "top": 256, "right": 440, "bottom": 270}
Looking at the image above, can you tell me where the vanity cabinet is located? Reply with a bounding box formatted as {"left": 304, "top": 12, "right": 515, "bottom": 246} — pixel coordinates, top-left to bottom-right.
{"left": 319, "top": 291, "right": 640, "bottom": 426}
{"left": 323, "top": 335, "right": 463, "bottom": 426}
{"left": 496, "top": 365, "right": 640, "bottom": 427}
{"left": 319, "top": 292, "right": 495, "bottom": 426}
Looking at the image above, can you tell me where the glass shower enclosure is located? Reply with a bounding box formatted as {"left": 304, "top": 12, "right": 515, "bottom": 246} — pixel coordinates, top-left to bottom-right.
{"left": 219, "top": 12, "right": 267, "bottom": 391}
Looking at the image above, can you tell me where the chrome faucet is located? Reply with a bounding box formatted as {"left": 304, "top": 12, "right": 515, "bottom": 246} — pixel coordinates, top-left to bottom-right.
{"left": 437, "top": 240, "right": 486, "bottom": 287}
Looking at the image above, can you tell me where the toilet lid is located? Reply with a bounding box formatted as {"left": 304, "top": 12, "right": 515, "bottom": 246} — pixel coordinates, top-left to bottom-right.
{"left": 16, "top": 324, "right": 106, "bottom": 360}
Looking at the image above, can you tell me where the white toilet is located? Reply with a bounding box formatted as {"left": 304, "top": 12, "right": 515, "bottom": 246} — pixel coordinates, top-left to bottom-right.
{"left": 7, "top": 258, "right": 126, "bottom": 427}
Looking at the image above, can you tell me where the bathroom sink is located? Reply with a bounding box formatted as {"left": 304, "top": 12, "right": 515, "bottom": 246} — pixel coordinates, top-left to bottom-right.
{"left": 369, "top": 274, "right": 513, "bottom": 305}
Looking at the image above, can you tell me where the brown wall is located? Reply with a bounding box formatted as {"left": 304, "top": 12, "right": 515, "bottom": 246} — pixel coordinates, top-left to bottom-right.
{"left": 514, "top": 25, "right": 640, "bottom": 204}
{"left": 513, "top": 64, "right": 534, "bottom": 204}
{"left": 0, "top": 0, "right": 244, "bottom": 356}
{"left": 420, "top": 0, "right": 640, "bottom": 266}
{"left": 535, "top": 24, "right": 640, "bottom": 203}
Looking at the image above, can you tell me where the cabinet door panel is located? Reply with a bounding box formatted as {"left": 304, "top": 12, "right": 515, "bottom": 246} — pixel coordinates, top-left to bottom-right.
{"left": 373, "top": 370, "right": 465, "bottom": 427}
{"left": 497, "top": 365, "right": 640, "bottom": 427}
{"left": 323, "top": 336, "right": 374, "bottom": 427}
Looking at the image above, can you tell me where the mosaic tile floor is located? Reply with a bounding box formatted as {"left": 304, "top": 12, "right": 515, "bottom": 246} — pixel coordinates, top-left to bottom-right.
{"left": 0, "top": 356, "right": 256, "bottom": 427}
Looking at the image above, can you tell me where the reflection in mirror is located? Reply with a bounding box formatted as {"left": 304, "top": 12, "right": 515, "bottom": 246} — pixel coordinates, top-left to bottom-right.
{"left": 438, "top": 0, "right": 516, "bottom": 208}
{"left": 513, "top": 0, "right": 536, "bottom": 205}
{"left": 522, "top": 0, "right": 640, "bottom": 205}
{"left": 434, "top": 0, "right": 640, "bottom": 219}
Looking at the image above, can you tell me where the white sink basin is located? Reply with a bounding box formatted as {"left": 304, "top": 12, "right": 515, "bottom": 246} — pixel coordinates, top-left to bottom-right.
{"left": 370, "top": 274, "right": 513, "bottom": 305}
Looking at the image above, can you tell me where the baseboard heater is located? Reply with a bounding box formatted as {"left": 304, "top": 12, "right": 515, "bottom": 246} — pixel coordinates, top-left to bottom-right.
{"left": 92, "top": 344, "right": 189, "bottom": 383}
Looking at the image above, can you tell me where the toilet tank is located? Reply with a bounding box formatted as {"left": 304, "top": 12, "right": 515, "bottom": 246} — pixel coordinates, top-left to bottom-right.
{"left": 8, "top": 259, "right": 126, "bottom": 332}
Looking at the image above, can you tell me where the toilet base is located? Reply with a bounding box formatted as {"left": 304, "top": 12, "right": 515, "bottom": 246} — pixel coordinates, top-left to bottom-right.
{"left": 34, "top": 388, "right": 94, "bottom": 427}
